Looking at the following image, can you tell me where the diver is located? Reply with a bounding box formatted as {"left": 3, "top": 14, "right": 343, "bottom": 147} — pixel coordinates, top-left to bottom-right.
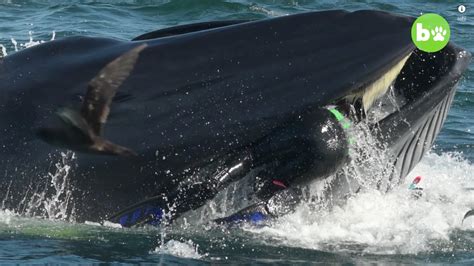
{"left": 35, "top": 43, "right": 351, "bottom": 227}
{"left": 408, "top": 176, "right": 423, "bottom": 199}
{"left": 110, "top": 106, "right": 352, "bottom": 227}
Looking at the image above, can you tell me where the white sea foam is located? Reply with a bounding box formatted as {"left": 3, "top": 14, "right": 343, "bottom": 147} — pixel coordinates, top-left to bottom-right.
{"left": 84, "top": 220, "right": 123, "bottom": 229}
{"left": 0, "top": 209, "right": 17, "bottom": 225}
{"left": 0, "top": 44, "right": 7, "bottom": 57}
{"left": 247, "top": 152, "right": 474, "bottom": 254}
{"left": 249, "top": 4, "right": 287, "bottom": 17}
{"left": 152, "top": 239, "right": 205, "bottom": 260}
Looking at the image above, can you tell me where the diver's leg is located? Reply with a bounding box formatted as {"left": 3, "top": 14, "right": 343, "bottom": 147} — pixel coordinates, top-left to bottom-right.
{"left": 214, "top": 187, "right": 302, "bottom": 224}
{"left": 112, "top": 108, "right": 349, "bottom": 227}
{"left": 109, "top": 152, "right": 254, "bottom": 227}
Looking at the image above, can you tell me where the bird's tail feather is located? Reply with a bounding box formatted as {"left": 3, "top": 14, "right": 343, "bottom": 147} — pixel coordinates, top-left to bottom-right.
{"left": 93, "top": 139, "right": 138, "bottom": 157}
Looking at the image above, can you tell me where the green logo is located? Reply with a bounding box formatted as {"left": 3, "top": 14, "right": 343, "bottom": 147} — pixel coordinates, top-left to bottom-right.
{"left": 411, "top": 13, "right": 450, "bottom": 53}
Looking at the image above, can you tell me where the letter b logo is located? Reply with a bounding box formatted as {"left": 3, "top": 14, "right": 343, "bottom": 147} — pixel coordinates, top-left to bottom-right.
{"left": 411, "top": 13, "right": 450, "bottom": 53}
{"left": 416, "top": 23, "right": 430, "bottom": 41}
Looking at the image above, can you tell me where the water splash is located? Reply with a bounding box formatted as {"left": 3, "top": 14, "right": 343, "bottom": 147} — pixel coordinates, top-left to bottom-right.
{"left": 1, "top": 180, "right": 13, "bottom": 210}
{"left": 0, "top": 44, "right": 6, "bottom": 57}
{"left": 299, "top": 113, "right": 396, "bottom": 212}
{"left": 247, "top": 152, "right": 474, "bottom": 255}
{"left": 2, "top": 31, "right": 55, "bottom": 54}
{"left": 19, "top": 30, "right": 56, "bottom": 49}
{"left": 249, "top": 5, "right": 286, "bottom": 17}
{"left": 152, "top": 239, "right": 205, "bottom": 260}
{"left": 43, "top": 151, "right": 76, "bottom": 220}
{"left": 10, "top": 38, "right": 18, "bottom": 52}
{"left": 366, "top": 85, "right": 405, "bottom": 123}
{"left": 345, "top": 121, "right": 393, "bottom": 190}
{"left": 0, "top": 31, "right": 73, "bottom": 221}
{"left": 22, "top": 152, "right": 76, "bottom": 221}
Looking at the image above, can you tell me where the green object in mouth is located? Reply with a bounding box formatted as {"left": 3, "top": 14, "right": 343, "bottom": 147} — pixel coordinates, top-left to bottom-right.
{"left": 328, "top": 107, "right": 355, "bottom": 146}
{"left": 328, "top": 107, "right": 351, "bottom": 129}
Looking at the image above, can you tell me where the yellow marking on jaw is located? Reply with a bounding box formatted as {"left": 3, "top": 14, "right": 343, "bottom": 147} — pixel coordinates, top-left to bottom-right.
{"left": 345, "top": 54, "right": 411, "bottom": 112}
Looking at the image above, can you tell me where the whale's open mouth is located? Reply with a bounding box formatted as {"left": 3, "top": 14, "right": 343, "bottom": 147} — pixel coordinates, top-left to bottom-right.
{"left": 332, "top": 42, "right": 467, "bottom": 136}
{"left": 336, "top": 43, "right": 465, "bottom": 127}
{"left": 343, "top": 54, "right": 411, "bottom": 115}
{"left": 328, "top": 44, "right": 470, "bottom": 197}
{"left": 380, "top": 45, "right": 469, "bottom": 186}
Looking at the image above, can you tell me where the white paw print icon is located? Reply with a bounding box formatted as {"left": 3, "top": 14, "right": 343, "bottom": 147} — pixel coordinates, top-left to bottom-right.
{"left": 431, "top": 26, "right": 447, "bottom": 41}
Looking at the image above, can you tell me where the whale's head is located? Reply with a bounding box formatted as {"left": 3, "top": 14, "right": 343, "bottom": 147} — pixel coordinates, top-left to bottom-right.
{"left": 0, "top": 10, "right": 470, "bottom": 224}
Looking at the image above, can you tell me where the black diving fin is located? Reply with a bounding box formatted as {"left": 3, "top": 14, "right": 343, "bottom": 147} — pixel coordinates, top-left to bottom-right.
{"left": 462, "top": 209, "right": 474, "bottom": 224}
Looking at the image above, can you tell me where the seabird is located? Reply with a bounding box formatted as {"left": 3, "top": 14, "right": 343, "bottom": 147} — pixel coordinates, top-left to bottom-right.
{"left": 37, "top": 44, "right": 147, "bottom": 156}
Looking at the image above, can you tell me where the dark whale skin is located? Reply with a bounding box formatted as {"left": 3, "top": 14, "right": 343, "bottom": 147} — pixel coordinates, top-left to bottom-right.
{"left": 0, "top": 10, "right": 468, "bottom": 223}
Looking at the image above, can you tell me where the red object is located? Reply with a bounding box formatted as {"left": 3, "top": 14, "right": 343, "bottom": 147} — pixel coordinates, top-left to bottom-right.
{"left": 272, "top": 180, "right": 287, "bottom": 188}
{"left": 412, "top": 176, "right": 422, "bottom": 184}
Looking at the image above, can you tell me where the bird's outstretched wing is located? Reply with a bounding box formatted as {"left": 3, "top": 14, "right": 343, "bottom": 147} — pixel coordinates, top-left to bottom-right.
{"left": 81, "top": 44, "right": 147, "bottom": 135}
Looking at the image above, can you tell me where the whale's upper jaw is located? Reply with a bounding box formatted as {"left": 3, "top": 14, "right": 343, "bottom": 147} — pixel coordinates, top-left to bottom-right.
{"left": 0, "top": 10, "right": 467, "bottom": 162}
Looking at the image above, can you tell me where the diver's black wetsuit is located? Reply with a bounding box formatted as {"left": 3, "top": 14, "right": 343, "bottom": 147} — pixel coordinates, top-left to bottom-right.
{"left": 111, "top": 108, "right": 349, "bottom": 227}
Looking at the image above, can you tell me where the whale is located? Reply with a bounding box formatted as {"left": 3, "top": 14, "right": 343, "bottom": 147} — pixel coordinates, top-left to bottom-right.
{"left": 0, "top": 10, "right": 470, "bottom": 226}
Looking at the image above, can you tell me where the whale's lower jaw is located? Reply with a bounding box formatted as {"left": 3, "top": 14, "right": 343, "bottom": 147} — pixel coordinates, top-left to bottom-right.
{"left": 386, "top": 86, "right": 456, "bottom": 190}
{"left": 379, "top": 44, "right": 469, "bottom": 189}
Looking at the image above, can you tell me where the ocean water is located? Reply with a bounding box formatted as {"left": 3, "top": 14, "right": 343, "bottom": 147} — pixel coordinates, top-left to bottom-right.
{"left": 0, "top": 0, "right": 473, "bottom": 264}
